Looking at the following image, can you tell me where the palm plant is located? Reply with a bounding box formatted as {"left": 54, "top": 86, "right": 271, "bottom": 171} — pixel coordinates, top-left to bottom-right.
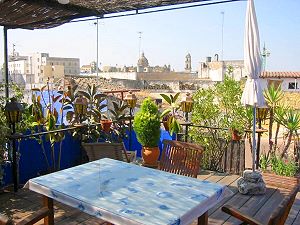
{"left": 264, "top": 84, "right": 284, "bottom": 154}
{"left": 275, "top": 109, "right": 300, "bottom": 158}
{"left": 273, "top": 104, "right": 288, "bottom": 151}
{"left": 160, "top": 93, "right": 181, "bottom": 135}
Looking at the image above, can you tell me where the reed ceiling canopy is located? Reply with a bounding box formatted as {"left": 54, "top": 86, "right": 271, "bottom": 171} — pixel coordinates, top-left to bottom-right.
{"left": 0, "top": 0, "right": 242, "bottom": 30}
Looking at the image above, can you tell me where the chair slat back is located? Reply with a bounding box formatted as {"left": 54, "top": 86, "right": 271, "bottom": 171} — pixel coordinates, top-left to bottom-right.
{"left": 159, "top": 140, "right": 204, "bottom": 178}
{"left": 267, "top": 185, "right": 299, "bottom": 225}
{"left": 82, "top": 142, "right": 129, "bottom": 162}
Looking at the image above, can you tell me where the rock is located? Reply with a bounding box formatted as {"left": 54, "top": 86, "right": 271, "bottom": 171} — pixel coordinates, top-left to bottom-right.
{"left": 243, "top": 170, "right": 264, "bottom": 183}
{"left": 237, "top": 170, "right": 266, "bottom": 195}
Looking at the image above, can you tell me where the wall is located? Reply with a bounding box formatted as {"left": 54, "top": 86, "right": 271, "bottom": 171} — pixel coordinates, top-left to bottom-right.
{"left": 41, "top": 65, "right": 64, "bottom": 80}
{"left": 136, "top": 72, "right": 197, "bottom": 81}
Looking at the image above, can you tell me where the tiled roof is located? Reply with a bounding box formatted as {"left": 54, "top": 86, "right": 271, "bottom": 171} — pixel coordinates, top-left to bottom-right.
{"left": 260, "top": 71, "right": 300, "bottom": 79}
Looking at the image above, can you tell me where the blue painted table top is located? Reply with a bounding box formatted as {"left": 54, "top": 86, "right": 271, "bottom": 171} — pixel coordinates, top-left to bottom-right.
{"left": 28, "top": 158, "right": 231, "bottom": 225}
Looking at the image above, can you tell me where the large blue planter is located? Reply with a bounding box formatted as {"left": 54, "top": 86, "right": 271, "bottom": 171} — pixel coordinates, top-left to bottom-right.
{"left": 1, "top": 128, "right": 174, "bottom": 188}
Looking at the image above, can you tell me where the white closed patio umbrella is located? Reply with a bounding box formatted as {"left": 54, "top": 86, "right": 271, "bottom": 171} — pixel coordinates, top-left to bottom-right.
{"left": 241, "top": 0, "right": 266, "bottom": 172}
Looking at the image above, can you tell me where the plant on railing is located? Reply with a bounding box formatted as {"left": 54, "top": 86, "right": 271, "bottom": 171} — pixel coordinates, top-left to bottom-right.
{"left": 190, "top": 73, "right": 248, "bottom": 171}
{"left": 105, "top": 99, "right": 128, "bottom": 143}
{"left": 31, "top": 79, "right": 67, "bottom": 172}
{"left": 160, "top": 93, "right": 181, "bottom": 135}
{"left": 76, "top": 84, "right": 107, "bottom": 142}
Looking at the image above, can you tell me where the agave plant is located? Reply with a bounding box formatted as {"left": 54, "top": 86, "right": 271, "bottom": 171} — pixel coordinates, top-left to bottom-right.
{"left": 160, "top": 93, "right": 181, "bottom": 135}
{"left": 264, "top": 84, "right": 284, "bottom": 153}
{"left": 275, "top": 108, "right": 300, "bottom": 158}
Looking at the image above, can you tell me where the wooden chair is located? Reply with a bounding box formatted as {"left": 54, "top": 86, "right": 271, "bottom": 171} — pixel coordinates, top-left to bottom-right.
{"left": 82, "top": 142, "right": 130, "bottom": 163}
{"left": 222, "top": 173, "right": 300, "bottom": 225}
{"left": 159, "top": 140, "right": 205, "bottom": 178}
{"left": 0, "top": 207, "right": 51, "bottom": 225}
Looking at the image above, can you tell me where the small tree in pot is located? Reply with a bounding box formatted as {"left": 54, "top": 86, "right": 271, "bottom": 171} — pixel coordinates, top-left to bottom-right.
{"left": 133, "top": 98, "right": 161, "bottom": 167}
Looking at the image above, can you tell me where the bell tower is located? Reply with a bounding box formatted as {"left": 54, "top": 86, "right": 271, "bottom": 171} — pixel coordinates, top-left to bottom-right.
{"left": 185, "top": 53, "right": 191, "bottom": 72}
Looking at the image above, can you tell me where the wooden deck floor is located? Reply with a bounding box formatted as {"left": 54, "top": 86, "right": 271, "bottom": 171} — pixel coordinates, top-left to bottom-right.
{"left": 0, "top": 171, "right": 299, "bottom": 225}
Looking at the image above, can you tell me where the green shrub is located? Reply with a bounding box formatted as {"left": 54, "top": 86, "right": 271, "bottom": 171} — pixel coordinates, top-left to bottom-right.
{"left": 270, "top": 155, "right": 298, "bottom": 177}
{"left": 133, "top": 98, "right": 161, "bottom": 147}
{"left": 190, "top": 73, "right": 249, "bottom": 170}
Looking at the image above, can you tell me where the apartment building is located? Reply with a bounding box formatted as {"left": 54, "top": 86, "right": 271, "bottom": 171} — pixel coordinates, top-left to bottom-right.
{"left": 8, "top": 52, "right": 80, "bottom": 86}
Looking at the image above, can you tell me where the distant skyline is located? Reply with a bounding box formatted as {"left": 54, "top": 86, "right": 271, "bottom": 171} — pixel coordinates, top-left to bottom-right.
{"left": 0, "top": 0, "right": 299, "bottom": 72}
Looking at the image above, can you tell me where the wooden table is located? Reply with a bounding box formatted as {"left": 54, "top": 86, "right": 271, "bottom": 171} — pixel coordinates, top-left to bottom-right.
{"left": 26, "top": 159, "right": 231, "bottom": 225}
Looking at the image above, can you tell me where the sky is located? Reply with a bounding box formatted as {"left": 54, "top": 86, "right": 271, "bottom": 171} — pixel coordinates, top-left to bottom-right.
{"left": 0, "top": 0, "right": 299, "bottom": 72}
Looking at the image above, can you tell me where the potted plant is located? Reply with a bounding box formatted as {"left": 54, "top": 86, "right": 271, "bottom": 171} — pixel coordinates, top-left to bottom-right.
{"left": 230, "top": 121, "right": 243, "bottom": 141}
{"left": 160, "top": 93, "right": 181, "bottom": 135}
{"left": 100, "top": 119, "right": 113, "bottom": 133}
{"left": 133, "top": 98, "right": 161, "bottom": 166}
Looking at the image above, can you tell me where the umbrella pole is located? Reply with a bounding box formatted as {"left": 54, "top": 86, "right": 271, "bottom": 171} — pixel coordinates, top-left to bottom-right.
{"left": 252, "top": 107, "right": 257, "bottom": 172}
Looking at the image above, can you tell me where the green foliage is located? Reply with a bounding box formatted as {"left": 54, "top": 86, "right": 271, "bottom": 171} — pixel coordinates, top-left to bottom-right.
{"left": 260, "top": 153, "right": 298, "bottom": 177}
{"left": 133, "top": 98, "right": 161, "bottom": 147}
{"left": 190, "top": 73, "right": 249, "bottom": 170}
{"left": 77, "top": 84, "right": 107, "bottom": 123}
{"left": 270, "top": 155, "right": 298, "bottom": 177}
{"left": 0, "top": 83, "right": 29, "bottom": 184}
{"left": 103, "top": 100, "right": 129, "bottom": 143}
{"left": 264, "top": 84, "right": 284, "bottom": 154}
{"left": 160, "top": 93, "right": 181, "bottom": 135}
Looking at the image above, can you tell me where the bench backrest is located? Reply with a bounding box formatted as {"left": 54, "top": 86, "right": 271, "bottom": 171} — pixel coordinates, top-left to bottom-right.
{"left": 82, "top": 142, "right": 129, "bottom": 163}
{"left": 159, "top": 140, "right": 204, "bottom": 178}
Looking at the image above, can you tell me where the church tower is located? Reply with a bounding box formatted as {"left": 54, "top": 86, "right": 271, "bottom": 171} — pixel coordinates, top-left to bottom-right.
{"left": 185, "top": 53, "right": 191, "bottom": 72}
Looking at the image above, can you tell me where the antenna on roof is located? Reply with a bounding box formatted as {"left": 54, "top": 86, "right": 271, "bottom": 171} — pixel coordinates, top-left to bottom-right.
{"left": 261, "top": 43, "right": 270, "bottom": 71}
{"left": 138, "top": 31, "right": 143, "bottom": 58}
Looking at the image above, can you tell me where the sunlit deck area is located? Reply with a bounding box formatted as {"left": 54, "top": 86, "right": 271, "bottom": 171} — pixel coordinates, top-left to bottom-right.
{"left": 1, "top": 171, "right": 299, "bottom": 225}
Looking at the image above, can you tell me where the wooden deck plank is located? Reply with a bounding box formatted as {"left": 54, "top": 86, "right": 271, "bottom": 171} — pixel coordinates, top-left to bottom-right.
{"left": 198, "top": 170, "right": 215, "bottom": 180}
{"left": 208, "top": 181, "right": 253, "bottom": 225}
{"left": 208, "top": 175, "right": 240, "bottom": 216}
{"left": 205, "top": 173, "right": 228, "bottom": 183}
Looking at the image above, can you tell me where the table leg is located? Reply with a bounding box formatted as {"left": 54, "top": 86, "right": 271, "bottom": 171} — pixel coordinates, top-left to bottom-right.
{"left": 43, "top": 196, "right": 54, "bottom": 225}
{"left": 198, "top": 211, "right": 208, "bottom": 225}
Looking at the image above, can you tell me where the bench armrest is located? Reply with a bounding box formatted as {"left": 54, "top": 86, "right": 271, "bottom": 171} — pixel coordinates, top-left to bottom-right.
{"left": 222, "top": 205, "right": 264, "bottom": 225}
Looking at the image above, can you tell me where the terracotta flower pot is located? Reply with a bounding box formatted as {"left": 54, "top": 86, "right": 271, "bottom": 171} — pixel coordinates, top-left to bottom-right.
{"left": 142, "top": 146, "right": 160, "bottom": 167}
{"left": 101, "top": 119, "right": 112, "bottom": 133}
{"left": 231, "top": 130, "right": 241, "bottom": 141}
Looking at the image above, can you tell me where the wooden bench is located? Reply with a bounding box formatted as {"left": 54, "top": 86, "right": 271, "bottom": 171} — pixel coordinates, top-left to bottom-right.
{"left": 221, "top": 173, "right": 300, "bottom": 225}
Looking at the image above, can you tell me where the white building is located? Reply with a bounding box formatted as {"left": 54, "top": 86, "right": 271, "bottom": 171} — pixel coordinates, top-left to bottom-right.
{"left": 8, "top": 52, "right": 80, "bottom": 87}
{"left": 260, "top": 71, "right": 300, "bottom": 92}
{"left": 198, "top": 56, "right": 244, "bottom": 81}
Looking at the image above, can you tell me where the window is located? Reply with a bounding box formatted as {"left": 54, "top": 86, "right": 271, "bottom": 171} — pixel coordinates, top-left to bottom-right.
{"left": 288, "top": 82, "right": 298, "bottom": 90}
